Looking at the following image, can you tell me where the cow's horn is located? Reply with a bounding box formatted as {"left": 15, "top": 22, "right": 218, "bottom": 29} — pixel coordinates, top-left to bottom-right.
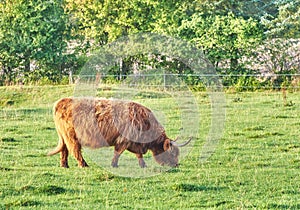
{"left": 173, "top": 137, "right": 192, "bottom": 147}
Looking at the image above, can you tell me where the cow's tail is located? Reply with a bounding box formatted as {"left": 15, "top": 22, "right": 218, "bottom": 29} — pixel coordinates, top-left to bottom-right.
{"left": 47, "top": 138, "right": 64, "bottom": 156}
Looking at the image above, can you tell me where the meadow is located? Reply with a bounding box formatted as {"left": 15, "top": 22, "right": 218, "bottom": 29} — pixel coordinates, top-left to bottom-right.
{"left": 0, "top": 85, "right": 299, "bottom": 209}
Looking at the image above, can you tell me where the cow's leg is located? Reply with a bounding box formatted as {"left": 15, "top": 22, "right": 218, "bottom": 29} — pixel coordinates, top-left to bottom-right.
{"left": 60, "top": 143, "right": 69, "bottom": 168}
{"left": 72, "top": 143, "right": 89, "bottom": 167}
{"left": 64, "top": 131, "right": 88, "bottom": 167}
{"left": 55, "top": 131, "right": 70, "bottom": 168}
{"left": 111, "top": 146, "right": 126, "bottom": 168}
{"left": 136, "top": 154, "right": 146, "bottom": 168}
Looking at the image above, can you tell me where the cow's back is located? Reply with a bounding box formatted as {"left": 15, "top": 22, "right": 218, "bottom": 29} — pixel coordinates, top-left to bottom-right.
{"left": 53, "top": 97, "right": 166, "bottom": 149}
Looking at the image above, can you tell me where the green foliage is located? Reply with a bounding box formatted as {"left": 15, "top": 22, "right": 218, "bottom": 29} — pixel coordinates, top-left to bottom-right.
{"left": 0, "top": 0, "right": 75, "bottom": 84}
{"left": 193, "top": 0, "right": 279, "bottom": 20}
{"left": 64, "top": 0, "right": 193, "bottom": 45}
{"left": 262, "top": 0, "right": 300, "bottom": 38}
{"left": 179, "top": 12, "right": 263, "bottom": 70}
{"left": 219, "top": 68, "right": 262, "bottom": 91}
{"left": 64, "top": 0, "right": 156, "bottom": 46}
{"left": 0, "top": 0, "right": 299, "bottom": 87}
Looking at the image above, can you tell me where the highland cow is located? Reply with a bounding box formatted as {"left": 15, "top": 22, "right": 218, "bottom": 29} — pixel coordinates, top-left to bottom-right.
{"left": 48, "top": 97, "right": 191, "bottom": 168}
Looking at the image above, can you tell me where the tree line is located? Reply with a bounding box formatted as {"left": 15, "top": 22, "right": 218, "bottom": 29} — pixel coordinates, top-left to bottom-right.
{"left": 0, "top": 0, "right": 299, "bottom": 89}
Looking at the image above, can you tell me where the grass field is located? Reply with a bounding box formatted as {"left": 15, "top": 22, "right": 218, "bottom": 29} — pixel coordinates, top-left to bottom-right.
{"left": 0, "top": 85, "right": 299, "bottom": 209}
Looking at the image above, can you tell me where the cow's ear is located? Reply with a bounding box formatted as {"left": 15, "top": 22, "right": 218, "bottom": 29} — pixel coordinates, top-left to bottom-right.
{"left": 163, "top": 139, "right": 171, "bottom": 151}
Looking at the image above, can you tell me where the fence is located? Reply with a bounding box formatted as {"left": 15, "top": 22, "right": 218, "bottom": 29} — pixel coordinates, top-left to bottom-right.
{"left": 70, "top": 73, "right": 300, "bottom": 92}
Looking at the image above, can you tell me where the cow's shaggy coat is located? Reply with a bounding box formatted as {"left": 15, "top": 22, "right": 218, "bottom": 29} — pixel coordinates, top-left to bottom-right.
{"left": 48, "top": 97, "right": 181, "bottom": 168}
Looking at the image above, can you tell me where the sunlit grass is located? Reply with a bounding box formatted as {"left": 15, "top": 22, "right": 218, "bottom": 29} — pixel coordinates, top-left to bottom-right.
{"left": 0, "top": 85, "right": 299, "bottom": 209}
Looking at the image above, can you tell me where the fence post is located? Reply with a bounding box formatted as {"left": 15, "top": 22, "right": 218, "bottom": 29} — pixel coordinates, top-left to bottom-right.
{"left": 163, "top": 71, "right": 166, "bottom": 90}
{"left": 69, "top": 70, "right": 73, "bottom": 84}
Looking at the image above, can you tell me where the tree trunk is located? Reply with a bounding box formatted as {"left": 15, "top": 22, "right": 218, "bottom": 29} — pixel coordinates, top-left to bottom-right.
{"left": 24, "top": 57, "right": 31, "bottom": 73}
{"left": 230, "top": 58, "right": 238, "bottom": 71}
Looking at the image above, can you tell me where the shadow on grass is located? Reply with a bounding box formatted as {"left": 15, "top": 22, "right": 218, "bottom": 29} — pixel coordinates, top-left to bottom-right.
{"left": 4, "top": 200, "right": 42, "bottom": 208}
{"left": 268, "top": 203, "right": 300, "bottom": 209}
{"left": 16, "top": 184, "right": 67, "bottom": 196}
{"left": 248, "top": 132, "right": 284, "bottom": 139}
{"left": 0, "top": 137, "right": 17, "bottom": 142}
{"left": 133, "top": 91, "right": 171, "bottom": 99}
{"left": 35, "top": 185, "right": 67, "bottom": 195}
{"left": 167, "top": 168, "right": 180, "bottom": 173}
{"left": 0, "top": 167, "right": 12, "bottom": 171}
{"left": 172, "top": 183, "right": 225, "bottom": 192}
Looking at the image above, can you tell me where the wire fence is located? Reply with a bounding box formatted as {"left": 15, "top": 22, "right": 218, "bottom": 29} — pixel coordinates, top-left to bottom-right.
{"left": 70, "top": 73, "right": 300, "bottom": 92}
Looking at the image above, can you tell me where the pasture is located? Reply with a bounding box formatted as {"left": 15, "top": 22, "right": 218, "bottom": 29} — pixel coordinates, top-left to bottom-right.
{"left": 0, "top": 85, "right": 299, "bottom": 209}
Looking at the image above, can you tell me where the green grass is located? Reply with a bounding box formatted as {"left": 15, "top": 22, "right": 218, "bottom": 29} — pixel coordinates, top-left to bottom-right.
{"left": 0, "top": 85, "right": 299, "bottom": 209}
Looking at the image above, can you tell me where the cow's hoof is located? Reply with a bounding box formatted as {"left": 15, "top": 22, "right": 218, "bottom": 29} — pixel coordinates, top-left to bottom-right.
{"left": 61, "top": 163, "right": 69, "bottom": 168}
{"left": 139, "top": 163, "right": 147, "bottom": 168}
{"left": 111, "top": 162, "right": 118, "bottom": 168}
{"left": 138, "top": 160, "right": 147, "bottom": 168}
{"left": 79, "top": 161, "right": 89, "bottom": 167}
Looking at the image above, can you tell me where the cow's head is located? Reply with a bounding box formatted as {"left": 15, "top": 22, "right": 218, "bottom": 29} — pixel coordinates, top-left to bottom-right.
{"left": 153, "top": 137, "right": 192, "bottom": 167}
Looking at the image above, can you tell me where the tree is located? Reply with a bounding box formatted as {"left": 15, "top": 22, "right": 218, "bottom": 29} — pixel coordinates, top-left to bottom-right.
{"left": 64, "top": 0, "right": 196, "bottom": 78}
{"left": 0, "top": 0, "right": 74, "bottom": 84}
{"left": 178, "top": 12, "right": 263, "bottom": 71}
{"left": 250, "top": 39, "right": 300, "bottom": 88}
{"left": 64, "top": 0, "right": 157, "bottom": 48}
{"left": 262, "top": 0, "right": 300, "bottom": 38}
{"left": 190, "top": 0, "right": 277, "bottom": 19}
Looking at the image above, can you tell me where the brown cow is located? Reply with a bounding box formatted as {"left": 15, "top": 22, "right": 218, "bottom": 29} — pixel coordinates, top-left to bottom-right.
{"left": 48, "top": 97, "right": 191, "bottom": 168}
